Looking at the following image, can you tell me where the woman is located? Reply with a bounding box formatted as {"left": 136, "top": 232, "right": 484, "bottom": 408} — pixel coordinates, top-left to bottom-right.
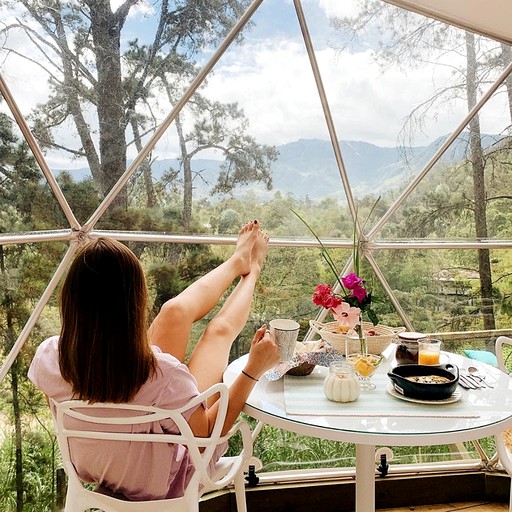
{"left": 28, "top": 220, "right": 280, "bottom": 500}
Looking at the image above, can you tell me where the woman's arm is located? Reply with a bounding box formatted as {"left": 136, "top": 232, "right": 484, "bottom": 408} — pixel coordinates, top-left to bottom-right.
{"left": 188, "top": 326, "right": 279, "bottom": 437}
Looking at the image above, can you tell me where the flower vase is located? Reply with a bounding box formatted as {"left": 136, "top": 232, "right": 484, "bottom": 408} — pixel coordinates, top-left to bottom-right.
{"left": 354, "top": 320, "right": 367, "bottom": 355}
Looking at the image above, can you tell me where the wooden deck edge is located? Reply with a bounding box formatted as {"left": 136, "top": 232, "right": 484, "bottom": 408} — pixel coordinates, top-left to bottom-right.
{"left": 199, "top": 471, "right": 511, "bottom": 512}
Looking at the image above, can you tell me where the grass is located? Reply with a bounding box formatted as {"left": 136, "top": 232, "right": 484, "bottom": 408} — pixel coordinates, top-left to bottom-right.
{"left": 226, "top": 415, "right": 496, "bottom": 473}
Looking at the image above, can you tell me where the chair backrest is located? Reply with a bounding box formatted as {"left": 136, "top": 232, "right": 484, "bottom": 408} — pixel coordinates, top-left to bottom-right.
{"left": 496, "top": 336, "right": 512, "bottom": 374}
{"left": 51, "top": 382, "right": 235, "bottom": 512}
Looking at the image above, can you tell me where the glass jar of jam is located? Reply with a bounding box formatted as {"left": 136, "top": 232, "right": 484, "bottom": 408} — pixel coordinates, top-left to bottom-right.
{"left": 395, "top": 332, "right": 425, "bottom": 365}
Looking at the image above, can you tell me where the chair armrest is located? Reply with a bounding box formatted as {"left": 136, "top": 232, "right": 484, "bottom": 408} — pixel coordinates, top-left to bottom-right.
{"left": 495, "top": 336, "right": 512, "bottom": 373}
{"left": 220, "top": 419, "right": 254, "bottom": 461}
{"left": 201, "top": 420, "right": 254, "bottom": 491}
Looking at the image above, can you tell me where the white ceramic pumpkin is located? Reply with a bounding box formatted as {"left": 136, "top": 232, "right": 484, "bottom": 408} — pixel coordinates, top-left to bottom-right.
{"left": 323, "top": 361, "right": 361, "bottom": 403}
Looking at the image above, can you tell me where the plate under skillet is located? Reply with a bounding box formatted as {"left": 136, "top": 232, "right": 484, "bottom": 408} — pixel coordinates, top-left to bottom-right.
{"left": 387, "top": 384, "right": 462, "bottom": 405}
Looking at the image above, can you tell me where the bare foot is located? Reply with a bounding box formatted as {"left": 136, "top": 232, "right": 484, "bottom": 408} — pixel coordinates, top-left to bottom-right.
{"left": 250, "top": 229, "right": 269, "bottom": 274}
{"left": 232, "top": 220, "right": 259, "bottom": 275}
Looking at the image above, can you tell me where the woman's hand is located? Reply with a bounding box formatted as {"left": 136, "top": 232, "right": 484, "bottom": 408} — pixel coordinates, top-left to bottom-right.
{"left": 243, "top": 325, "right": 280, "bottom": 380}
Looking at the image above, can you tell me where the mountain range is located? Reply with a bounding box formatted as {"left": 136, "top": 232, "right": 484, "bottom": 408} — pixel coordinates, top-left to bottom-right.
{"left": 60, "top": 133, "right": 503, "bottom": 200}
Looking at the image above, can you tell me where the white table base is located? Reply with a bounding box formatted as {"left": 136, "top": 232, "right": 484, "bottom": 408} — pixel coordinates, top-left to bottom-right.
{"left": 356, "top": 444, "right": 376, "bottom": 512}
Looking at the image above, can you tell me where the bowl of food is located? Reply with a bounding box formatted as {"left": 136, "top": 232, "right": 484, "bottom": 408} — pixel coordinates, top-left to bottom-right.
{"left": 387, "top": 363, "right": 459, "bottom": 400}
{"left": 346, "top": 353, "right": 384, "bottom": 390}
{"left": 347, "top": 353, "right": 383, "bottom": 378}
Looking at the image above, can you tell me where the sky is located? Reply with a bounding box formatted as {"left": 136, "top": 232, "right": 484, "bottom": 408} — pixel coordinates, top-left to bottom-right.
{"left": 0, "top": 0, "right": 510, "bottom": 169}
{"left": 201, "top": 0, "right": 508, "bottom": 148}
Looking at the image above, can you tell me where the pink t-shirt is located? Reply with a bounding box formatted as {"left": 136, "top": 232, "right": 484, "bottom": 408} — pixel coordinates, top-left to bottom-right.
{"left": 28, "top": 336, "right": 203, "bottom": 501}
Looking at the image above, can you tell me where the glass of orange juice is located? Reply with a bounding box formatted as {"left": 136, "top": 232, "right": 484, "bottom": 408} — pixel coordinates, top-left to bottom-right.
{"left": 418, "top": 339, "right": 441, "bottom": 365}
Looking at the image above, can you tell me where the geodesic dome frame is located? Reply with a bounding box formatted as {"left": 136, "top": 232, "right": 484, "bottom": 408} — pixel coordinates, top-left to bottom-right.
{"left": 1, "top": 0, "right": 512, "bottom": 386}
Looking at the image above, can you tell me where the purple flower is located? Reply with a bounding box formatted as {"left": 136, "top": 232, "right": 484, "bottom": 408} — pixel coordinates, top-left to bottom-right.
{"left": 350, "top": 284, "right": 367, "bottom": 302}
{"left": 342, "top": 272, "right": 364, "bottom": 290}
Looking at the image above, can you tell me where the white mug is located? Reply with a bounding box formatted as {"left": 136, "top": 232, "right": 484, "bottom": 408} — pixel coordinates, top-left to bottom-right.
{"left": 269, "top": 319, "right": 300, "bottom": 361}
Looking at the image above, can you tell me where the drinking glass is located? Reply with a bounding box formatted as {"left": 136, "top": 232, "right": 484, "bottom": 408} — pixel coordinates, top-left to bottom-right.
{"left": 418, "top": 339, "right": 441, "bottom": 365}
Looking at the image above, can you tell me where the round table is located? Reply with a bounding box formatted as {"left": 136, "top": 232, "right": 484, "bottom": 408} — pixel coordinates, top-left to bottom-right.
{"left": 223, "top": 345, "right": 512, "bottom": 511}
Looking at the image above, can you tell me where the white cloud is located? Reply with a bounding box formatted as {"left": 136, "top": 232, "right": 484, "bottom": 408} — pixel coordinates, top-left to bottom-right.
{"left": 314, "top": 0, "right": 361, "bottom": 18}
{"left": 111, "top": 0, "right": 155, "bottom": 17}
{"left": 204, "top": 36, "right": 484, "bottom": 148}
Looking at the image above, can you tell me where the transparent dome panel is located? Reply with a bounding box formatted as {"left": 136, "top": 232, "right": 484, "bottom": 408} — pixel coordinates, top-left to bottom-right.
{"left": 202, "top": 1, "right": 350, "bottom": 213}
{"left": 93, "top": 1, "right": 352, "bottom": 235}
{"left": 372, "top": 247, "right": 512, "bottom": 343}
{"left": 140, "top": 242, "right": 327, "bottom": 358}
{"left": 0, "top": 0, "right": 251, "bottom": 229}
{"left": 374, "top": 99, "right": 512, "bottom": 244}
{"left": 249, "top": 428, "right": 492, "bottom": 473}
{"left": 0, "top": 241, "right": 68, "bottom": 366}
{"left": 322, "top": 0, "right": 512, "bottom": 210}
{"left": 0, "top": 109, "right": 84, "bottom": 231}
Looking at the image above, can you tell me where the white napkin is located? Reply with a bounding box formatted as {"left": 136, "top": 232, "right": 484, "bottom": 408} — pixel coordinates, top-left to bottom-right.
{"left": 264, "top": 341, "right": 343, "bottom": 381}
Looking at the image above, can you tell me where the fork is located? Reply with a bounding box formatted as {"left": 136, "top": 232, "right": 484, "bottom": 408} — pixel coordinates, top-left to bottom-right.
{"left": 459, "top": 370, "right": 491, "bottom": 389}
{"left": 458, "top": 373, "right": 481, "bottom": 389}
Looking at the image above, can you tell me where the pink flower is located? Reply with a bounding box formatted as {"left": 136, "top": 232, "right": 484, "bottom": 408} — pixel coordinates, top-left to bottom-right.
{"left": 341, "top": 272, "right": 364, "bottom": 290}
{"left": 331, "top": 302, "right": 361, "bottom": 331}
{"left": 312, "top": 284, "right": 342, "bottom": 309}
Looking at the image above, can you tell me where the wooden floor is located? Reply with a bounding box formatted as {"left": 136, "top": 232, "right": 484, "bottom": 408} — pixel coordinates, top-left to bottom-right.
{"left": 381, "top": 503, "right": 508, "bottom": 511}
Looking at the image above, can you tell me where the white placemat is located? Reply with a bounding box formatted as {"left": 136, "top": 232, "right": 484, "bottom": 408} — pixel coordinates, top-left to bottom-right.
{"left": 284, "top": 373, "right": 480, "bottom": 418}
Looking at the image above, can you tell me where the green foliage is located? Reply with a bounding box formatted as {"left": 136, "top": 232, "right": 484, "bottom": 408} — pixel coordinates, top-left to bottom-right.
{"left": 218, "top": 209, "right": 241, "bottom": 234}
{"left": 0, "top": 427, "right": 58, "bottom": 512}
{"left": 56, "top": 173, "right": 100, "bottom": 225}
{"left": 147, "top": 244, "right": 224, "bottom": 312}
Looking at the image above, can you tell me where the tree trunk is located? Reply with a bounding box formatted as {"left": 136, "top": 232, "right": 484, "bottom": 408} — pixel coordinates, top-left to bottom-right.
{"left": 466, "top": 32, "right": 495, "bottom": 330}
{"left": 52, "top": 9, "right": 102, "bottom": 185}
{"left": 130, "top": 117, "right": 157, "bottom": 208}
{"left": 12, "top": 360, "right": 23, "bottom": 512}
{"left": 88, "top": 1, "right": 128, "bottom": 208}
{"left": 500, "top": 43, "right": 512, "bottom": 122}
{"left": 175, "top": 114, "right": 193, "bottom": 229}
{"left": 0, "top": 246, "right": 23, "bottom": 511}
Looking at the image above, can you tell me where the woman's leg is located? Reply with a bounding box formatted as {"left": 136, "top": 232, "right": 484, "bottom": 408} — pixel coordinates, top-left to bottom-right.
{"left": 148, "top": 220, "right": 259, "bottom": 361}
{"left": 188, "top": 229, "right": 269, "bottom": 393}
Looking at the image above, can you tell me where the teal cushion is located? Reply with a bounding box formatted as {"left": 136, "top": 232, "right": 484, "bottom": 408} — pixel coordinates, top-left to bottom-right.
{"left": 463, "top": 349, "right": 498, "bottom": 367}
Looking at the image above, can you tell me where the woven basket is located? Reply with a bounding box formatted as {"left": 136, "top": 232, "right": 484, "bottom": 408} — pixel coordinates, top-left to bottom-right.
{"left": 309, "top": 320, "right": 403, "bottom": 355}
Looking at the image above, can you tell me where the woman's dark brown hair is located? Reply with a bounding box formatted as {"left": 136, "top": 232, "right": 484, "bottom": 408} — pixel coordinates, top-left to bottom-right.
{"left": 59, "top": 238, "right": 156, "bottom": 403}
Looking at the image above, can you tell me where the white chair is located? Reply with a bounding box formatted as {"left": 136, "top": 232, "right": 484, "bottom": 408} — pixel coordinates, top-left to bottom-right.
{"left": 494, "top": 336, "right": 512, "bottom": 511}
{"left": 496, "top": 336, "right": 512, "bottom": 375}
{"left": 51, "top": 382, "right": 252, "bottom": 512}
